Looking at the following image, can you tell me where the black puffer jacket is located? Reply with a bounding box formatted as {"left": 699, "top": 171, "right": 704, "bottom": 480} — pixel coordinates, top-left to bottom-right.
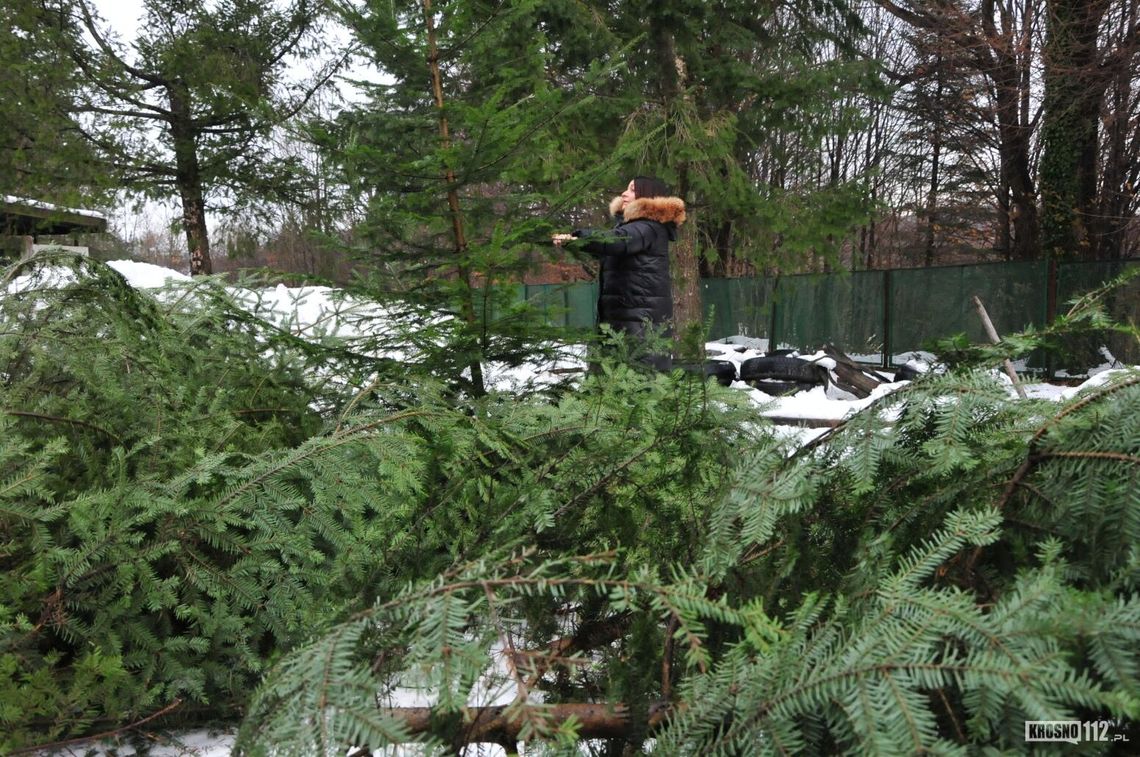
{"left": 572, "top": 195, "right": 686, "bottom": 336}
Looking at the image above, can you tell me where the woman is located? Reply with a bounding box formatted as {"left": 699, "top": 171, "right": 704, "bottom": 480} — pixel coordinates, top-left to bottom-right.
{"left": 553, "top": 176, "right": 686, "bottom": 371}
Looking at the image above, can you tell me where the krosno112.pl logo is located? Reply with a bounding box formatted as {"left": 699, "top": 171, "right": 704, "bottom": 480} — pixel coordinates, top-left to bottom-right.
{"left": 1025, "top": 720, "right": 1130, "bottom": 744}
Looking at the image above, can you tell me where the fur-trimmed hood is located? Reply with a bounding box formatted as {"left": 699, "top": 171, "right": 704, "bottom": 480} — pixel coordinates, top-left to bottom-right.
{"left": 609, "top": 196, "right": 686, "bottom": 226}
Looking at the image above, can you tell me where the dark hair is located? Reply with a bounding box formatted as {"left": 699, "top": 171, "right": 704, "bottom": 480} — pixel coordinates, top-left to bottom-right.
{"left": 631, "top": 176, "right": 671, "bottom": 199}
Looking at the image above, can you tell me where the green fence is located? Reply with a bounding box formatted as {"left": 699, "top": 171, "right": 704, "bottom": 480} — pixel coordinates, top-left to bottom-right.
{"left": 521, "top": 281, "right": 600, "bottom": 330}
{"left": 513, "top": 259, "right": 1138, "bottom": 372}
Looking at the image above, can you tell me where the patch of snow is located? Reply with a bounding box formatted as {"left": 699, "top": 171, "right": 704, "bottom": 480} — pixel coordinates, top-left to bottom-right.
{"left": 107, "top": 259, "right": 192, "bottom": 287}
{"left": 750, "top": 380, "right": 906, "bottom": 423}
{"left": 1060, "top": 367, "right": 1138, "bottom": 399}
{"left": 799, "top": 350, "right": 837, "bottom": 370}
{"left": 715, "top": 335, "right": 769, "bottom": 351}
{"left": 5, "top": 266, "right": 79, "bottom": 293}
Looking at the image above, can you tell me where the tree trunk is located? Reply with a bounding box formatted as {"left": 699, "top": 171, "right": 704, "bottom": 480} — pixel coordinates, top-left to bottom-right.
{"left": 169, "top": 82, "right": 212, "bottom": 276}
{"left": 1093, "top": 0, "right": 1140, "bottom": 260}
{"left": 671, "top": 203, "right": 702, "bottom": 340}
{"left": 649, "top": 21, "right": 702, "bottom": 339}
{"left": 708, "top": 219, "right": 733, "bottom": 277}
{"left": 860, "top": 111, "right": 879, "bottom": 270}
{"left": 1098, "top": 66, "right": 1129, "bottom": 259}
{"left": 423, "top": 0, "right": 485, "bottom": 395}
{"left": 923, "top": 57, "right": 945, "bottom": 267}
{"left": 996, "top": 154, "right": 1012, "bottom": 259}
{"left": 1039, "top": 0, "right": 1109, "bottom": 259}
{"left": 991, "top": 44, "right": 1039, "bottom": 261}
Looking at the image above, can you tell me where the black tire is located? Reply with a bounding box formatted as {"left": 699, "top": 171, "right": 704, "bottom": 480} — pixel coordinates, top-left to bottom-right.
{"left": 677, "top": 360, "right": 738, "bottom": 387}
{"left": 705, "top": 360, "right": 737, "bottom": 386}
{"left": 739, "top": 356, "right": 825, "bottom": 384}
{"left": 748, "top": 379, "right": 815, "bottom": 396}
{"left": 893, "top": 363, "right": 923, "bottom": 382}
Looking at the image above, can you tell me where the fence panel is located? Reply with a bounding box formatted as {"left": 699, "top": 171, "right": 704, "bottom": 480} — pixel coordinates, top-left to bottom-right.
{"left": 768, "top": 271, "right": 886, "bottom": 360}
{"left": 515, "top": 259, "right": 1133, "bottom": 371}
{"left": 521, "top": 282, "right": 599, "bottom": 330}
{"left": 701, "top": 277, "right": 774, "bottom": 340}
{"left": 888, "top": 261, "right": 1047, "bottom": 365}
{"left": 565, "top": 282, "right": 599, "bottom": 329}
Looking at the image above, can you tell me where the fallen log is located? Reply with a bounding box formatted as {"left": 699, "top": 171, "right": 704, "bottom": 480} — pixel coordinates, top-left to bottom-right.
{"left": 376, "top": 700, "right": 673, "bottom": 746}
{"left": 822, "top": 344, "right": 884, "bottom": 399}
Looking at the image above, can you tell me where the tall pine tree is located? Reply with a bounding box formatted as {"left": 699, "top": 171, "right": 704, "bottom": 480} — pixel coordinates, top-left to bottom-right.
{"left": 330, "top": 0, "right": 614, "bottom": 394}
{"left": 0, "top": 1, "right": 109, "bottom": 206}
{"left": 44, "top": 0, "right": 335, "bottom": 274}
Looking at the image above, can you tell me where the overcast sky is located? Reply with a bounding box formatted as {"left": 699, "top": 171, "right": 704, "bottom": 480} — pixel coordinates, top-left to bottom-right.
{"left": 91, "top": 0, "right": 143, "bottom": 42}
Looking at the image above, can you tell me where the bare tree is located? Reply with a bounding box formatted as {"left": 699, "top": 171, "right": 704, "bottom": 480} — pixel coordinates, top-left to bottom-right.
{"left": 1096, "top": 0, "right": 1140, "bottom": 259}
{"left": 876, "top": 0, "right": 1042, "bottom": 260}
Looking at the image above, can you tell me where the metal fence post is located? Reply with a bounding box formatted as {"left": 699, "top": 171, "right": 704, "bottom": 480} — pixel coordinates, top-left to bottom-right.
{"left": 768, "top": 277, "right": 780, "bottom": 351}
{"left": 1045, "top": 258, "right": 1058, "bottom": 379}
{"left": 882, "top": 269, "right": 893, "bottom": 369}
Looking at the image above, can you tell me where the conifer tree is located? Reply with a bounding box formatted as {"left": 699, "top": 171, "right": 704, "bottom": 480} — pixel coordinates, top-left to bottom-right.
{"left": 40, "top": 0, "right": 337, "bottom": 274}
{"left": 328, "top": 0, "right": 611, "bottom": 395}
{"left": 543, "top": 0, "right": 876, "bottom": 331}
{"left": 0, "top": 1, "right": 110, "bottom": 205}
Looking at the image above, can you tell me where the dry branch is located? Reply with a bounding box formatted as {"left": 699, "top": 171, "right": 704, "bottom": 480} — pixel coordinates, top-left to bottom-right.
{"left": 379, "top": 700, "right": 672, "bottom": 745}
{"left": 971, "top": 296, "right": 1027, "bottom": 398}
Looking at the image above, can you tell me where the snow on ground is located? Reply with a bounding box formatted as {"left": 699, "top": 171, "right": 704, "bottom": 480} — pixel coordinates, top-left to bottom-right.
{"left": 108, "top": 259, "right": 192, "bottom": 286}
{"left": 12, "top": 258, "right": 1135, "bottom": 432}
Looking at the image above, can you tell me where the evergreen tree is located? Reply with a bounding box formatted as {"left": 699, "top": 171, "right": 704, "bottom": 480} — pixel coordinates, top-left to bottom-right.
{"left": 541, "top": 0, "right": 877, "bottom": 330}
{"left": 42, "top": 0, "right": 336, "bottom": 274}
{"left": 328, "top": 0, "right": 613, "bottom": 395}
{"left": 0, "top": 1, "right": 109, "bottom": 205}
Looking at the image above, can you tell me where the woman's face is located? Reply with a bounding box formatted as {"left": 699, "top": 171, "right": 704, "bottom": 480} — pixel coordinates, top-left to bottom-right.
{"left": 620, "top": 180, "right": 636, "bottom": 209}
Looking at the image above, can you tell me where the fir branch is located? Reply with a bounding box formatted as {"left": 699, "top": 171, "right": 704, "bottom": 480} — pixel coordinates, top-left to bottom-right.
{"left": 10, "top": 699, "right": 184, "bottom": 756}
{"left": 1039, "top": 450, "right": 1140, "bottom": 466}
{"left": 3, "top": 409, "right": 122, "bottom": 445}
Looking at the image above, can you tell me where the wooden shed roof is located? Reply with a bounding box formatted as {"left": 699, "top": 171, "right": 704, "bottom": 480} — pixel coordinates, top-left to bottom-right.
{"left": 1, "top": 195, "right": 108, "bottom": 235}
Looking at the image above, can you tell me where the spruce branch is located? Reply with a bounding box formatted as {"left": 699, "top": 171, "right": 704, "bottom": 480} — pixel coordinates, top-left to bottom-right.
{"left": 10, "top": 699, "right": 184, "bottom": 756}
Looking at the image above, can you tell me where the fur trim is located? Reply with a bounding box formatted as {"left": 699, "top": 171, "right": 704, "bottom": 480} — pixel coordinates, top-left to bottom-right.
{"left": 609, "top": 196, "right": 625, "bottom": 217}
{"left": 621, "top": 196, "right": 686, "bottom": 226}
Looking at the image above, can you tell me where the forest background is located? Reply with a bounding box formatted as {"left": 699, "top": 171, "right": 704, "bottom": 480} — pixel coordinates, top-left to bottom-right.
{"left": 5, "top": 0, "right": 1139, "bottom": 315}
{"left": 4, "top": 1, "right": 1140, "bottom": 753}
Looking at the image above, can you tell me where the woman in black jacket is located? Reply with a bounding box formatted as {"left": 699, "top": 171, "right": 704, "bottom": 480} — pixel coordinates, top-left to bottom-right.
{"left": 553, "top": 176, "right": 686, "bottom": 371}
